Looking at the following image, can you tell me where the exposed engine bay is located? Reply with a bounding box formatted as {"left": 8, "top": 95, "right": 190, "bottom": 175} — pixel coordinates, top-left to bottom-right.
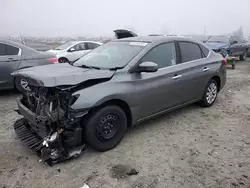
{"left": 14, "top": 85, "right": 87, "bottom": 165}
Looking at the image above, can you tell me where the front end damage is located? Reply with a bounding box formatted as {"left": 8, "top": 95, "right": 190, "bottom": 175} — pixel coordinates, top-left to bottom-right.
{"left": 14, "top": 86, "right": 87, "bottom": 165}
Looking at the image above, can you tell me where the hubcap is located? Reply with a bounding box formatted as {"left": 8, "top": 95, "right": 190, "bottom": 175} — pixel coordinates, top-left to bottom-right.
{"left": 97, "top": 114, "right": 119, "bottom": 141}
{"left": 20, "top": 78, "right": 30, "bottom": 91}
{"left": 206, "top": 83, "right": 217, "bottom": 104}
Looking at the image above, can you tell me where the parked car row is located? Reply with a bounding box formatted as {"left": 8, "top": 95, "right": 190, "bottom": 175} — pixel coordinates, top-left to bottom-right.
{"left": 47, "top": 41, "right": 103, "bottom": 63}
{"left": 11, "top": 30, "right": 227, "bottom": 165}
{"left": 204, "top": 35, "right": 248, "bottom": 60}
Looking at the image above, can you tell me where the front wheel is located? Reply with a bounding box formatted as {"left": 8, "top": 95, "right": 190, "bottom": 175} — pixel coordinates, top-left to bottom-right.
{"left": 15, "top": 76, "right": 30, "bottom": 93}
{"left": 58, "top": 57, "right": 69, "bottom": 63}
{"left": 199, "top": 79, "right": 218, "bottom": 107}
{"left": 83, "top": 105, "right": 127, "bottom": 152}
{"left": 240, "top": 51, "right": 247, "bottom": 61}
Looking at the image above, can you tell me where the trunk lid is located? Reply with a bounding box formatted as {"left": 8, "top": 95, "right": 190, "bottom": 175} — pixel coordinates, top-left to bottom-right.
{"left": 114, "top": 29, "right": 138, "bottom": 39}
{"left": 31, "top": 51, "right": 56, "bottom": 59}
{"left": 11, "top": 63, "right": 115, "bottom": 87}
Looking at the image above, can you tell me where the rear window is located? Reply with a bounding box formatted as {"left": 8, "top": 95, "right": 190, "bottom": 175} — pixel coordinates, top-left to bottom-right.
{"left": 179, "top": 42, "right": 203, "bottom": 63}
{"left": 6, "top": 44, "right": 19, "bottom": 55}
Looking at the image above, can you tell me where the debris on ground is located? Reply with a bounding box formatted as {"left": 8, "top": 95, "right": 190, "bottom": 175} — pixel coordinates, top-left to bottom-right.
{"left": 127, "top": 168, "right": 139, "bottom": 176}
{"left": 79, "top": 183, "right": 89, "bottom": 188}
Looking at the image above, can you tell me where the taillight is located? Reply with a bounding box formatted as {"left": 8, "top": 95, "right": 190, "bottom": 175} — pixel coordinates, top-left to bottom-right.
{"left": 48, "top": 57, "right": 58, "bottom": 63}
{"left": 222, "top": 59, "right": 227, "bottom": 65}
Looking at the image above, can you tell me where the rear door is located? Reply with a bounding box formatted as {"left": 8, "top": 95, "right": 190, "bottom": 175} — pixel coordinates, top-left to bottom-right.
{"left": 173, "top": 41, "right": 213, "bottom": 104}
{"left": 0, "top": 43, "right": 21, "bottom": 89}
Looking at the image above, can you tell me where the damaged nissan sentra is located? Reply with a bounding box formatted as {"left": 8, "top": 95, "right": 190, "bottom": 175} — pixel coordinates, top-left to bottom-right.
{"left": 12, "top": 32, "right": 226, "bottom": 165}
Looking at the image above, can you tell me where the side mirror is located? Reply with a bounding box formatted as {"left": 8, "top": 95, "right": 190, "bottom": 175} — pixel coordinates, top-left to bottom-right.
{"left": 69, "top": 48, "right": 76, "bottom": 52}
{"left": 135, "top": 62, "right": 158, "bottom": 73}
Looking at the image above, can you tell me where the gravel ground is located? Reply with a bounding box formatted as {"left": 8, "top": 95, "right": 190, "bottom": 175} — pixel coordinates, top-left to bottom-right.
{"left": 0, "top": 60, "right": 250, "bottom": 188}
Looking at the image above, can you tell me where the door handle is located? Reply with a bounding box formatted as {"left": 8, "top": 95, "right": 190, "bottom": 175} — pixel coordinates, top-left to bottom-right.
{"left": 7, "top": 58, "right": 18, "bottom": 62}
{"left": 172, "top": 75, "right": 182, "bottom": 80}
{"left": 203, "top": 67, "right": 210, "bottom": 72}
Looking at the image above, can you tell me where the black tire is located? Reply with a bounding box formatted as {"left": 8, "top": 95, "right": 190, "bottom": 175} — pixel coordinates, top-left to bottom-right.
{"left": 232, "top": 63, "right": 235, "bottom": 69}
{"left": 83, "top": 105, "right": 127, "bottom": 152}
{"left": 58, "top": 57, "right": 69, "bottom": 63}
{"left": 199, "top": 79, "right": 218, "bottom": 107}
{"left": 14, "top": 76, "right": 30, "bottom": 93}
{"left": 239, "top": 51, "right": 247, "bottom": 61}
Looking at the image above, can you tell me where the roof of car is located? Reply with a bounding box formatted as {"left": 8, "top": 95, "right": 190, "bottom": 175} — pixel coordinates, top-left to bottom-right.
{"left": 113, "top": 36, "right": 197, "bottom": 43}
{"left": 0, "top": 38, "right": 27, "bottom": 48}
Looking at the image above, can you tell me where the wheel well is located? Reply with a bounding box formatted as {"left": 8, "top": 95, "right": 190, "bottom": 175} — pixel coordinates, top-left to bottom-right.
{"left": 212, "top": 76, "right": 221, "bottom": 91}
{"left": 13, "top": 66, "right": 32, "bottom": 88}
{"left": 58, "top": 57, "right": 68, "bottom": 61}
{"left": 95, "top": 99, "right": 132, "bottom": 127}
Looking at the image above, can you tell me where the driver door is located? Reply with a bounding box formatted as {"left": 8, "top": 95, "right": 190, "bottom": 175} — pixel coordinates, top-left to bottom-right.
{"left": 133, "top": 42, "right": 183, "bottom": 120}
{"left": 230, "top": 36, "right": 240, "bottom": 55}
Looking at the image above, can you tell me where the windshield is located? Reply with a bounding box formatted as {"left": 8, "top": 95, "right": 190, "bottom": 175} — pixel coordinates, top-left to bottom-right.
{"left": 207, "top": 36, "right": 230, "bottom": 43}
{"left": 73, "top": 41, "right": 148, "bottom": 69}
{"left": 55, "top": 41, "right": 75, "bottom": 50}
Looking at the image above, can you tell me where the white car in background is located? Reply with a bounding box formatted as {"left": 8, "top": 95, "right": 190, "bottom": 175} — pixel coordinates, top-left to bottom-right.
{"left": 47, "top": 41, "right": 103, "bottom": 63}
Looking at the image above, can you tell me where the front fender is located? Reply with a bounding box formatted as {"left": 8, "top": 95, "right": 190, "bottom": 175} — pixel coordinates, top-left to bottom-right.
{"left": 70, "top": 81, "right": 136, "bottom": 110}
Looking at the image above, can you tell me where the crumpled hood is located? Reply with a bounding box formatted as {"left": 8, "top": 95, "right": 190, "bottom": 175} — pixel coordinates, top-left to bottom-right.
{"left": 204, "top": 42, "right": 229, "bottom": 50}
{"left": 11, "top": 63, "right": 115, "bottom": 87}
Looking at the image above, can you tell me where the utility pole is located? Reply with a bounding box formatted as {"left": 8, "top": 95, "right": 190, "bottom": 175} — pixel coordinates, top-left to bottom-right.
{"left": 204, "top": 26, "right": 207, "bottom": 36}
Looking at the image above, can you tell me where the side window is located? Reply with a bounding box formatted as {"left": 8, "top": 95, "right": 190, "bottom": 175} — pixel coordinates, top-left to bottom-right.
{"left": 79, "top": 43, "right": 87, "bottom": 50}
{"left": 141, "top": 43, "right": 176, "bottom": 69}
{"left": 6, "top": 44, "right": 19, "bottom": 55}
{"left": 179, "top": 42, "right": 202, "bottom": 63}
{"left": 199, "top": 44, "right": 209, "bottom": 57}
{"left": 0, "top": 43, "right": 7, "bottom": 56}
{"left": 87, "top": 42, "right": 100, "bottom": 50}
{"left": 72, "top": 43, "right": 86, "bottom": 51}
{"left": 230, "top": 36, "right": 237, "bottom": 43}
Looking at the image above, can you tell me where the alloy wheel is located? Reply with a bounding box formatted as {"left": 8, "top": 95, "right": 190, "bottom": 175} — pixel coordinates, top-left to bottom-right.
{"left": 206, "top": 82, "right": 217, "bottom": 104}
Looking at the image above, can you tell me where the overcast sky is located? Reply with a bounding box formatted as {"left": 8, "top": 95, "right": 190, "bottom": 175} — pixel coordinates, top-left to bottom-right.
{"left": 0, "top": 0, "right": 250, "bottom": 37}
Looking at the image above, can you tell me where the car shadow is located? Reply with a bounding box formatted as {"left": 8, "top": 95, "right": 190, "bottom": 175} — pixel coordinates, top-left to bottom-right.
{"left": 0, "top": 89, "right": 20, "bottom": 97}
{"left": 126, "top": 104, "right": 198, "bottom": 134}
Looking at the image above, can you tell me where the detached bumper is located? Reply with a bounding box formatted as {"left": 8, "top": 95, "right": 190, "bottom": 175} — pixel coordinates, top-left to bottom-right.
{"left": 14, "top": 98, "right": 85, "bottom": 165}
{"left": 14, "top": 118, "right": 43, "bottom": 151}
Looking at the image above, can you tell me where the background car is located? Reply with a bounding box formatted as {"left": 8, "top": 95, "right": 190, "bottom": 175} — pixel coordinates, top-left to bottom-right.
{"left": 47, "top": 41, "right": 103, "bottom": 63}
{"left": 242, "top": 39, "right": 250, "bottom": 57}
{"left": 13, "top": 36, "right": 226, "bottom": 164}
{"left": 204, "top": 35, "right": 248, "bottom": 60}
{"left": 0, "top": 39, "right": 58, "bottom": 92}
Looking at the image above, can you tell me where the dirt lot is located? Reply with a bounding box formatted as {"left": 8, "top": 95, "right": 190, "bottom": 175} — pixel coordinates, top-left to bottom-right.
{"left": 0, "top": 60, "right": 250, "bottom": 188}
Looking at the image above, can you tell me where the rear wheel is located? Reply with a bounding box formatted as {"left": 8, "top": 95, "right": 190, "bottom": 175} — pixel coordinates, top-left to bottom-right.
{"left": 83, "top": 105, "right": 127, "bottom": 152}
{"left": 199, "top": 79, "right": 218, "bottom": 107}
{"left": 15, "top": 76, "right": 30, "bottom": 93}
{"left": 240, "top": 51, "right": 247, "bottom": 61}
{"left": 58, "top": 57, "right": 69, "bottom": 63}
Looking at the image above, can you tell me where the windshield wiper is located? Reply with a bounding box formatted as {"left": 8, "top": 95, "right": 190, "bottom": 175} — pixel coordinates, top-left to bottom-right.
{"left": 81, "top": 64, "right": 100, "bottom": 70}
{"left": 109, "top": 67, "right": 123, "bottom": 71}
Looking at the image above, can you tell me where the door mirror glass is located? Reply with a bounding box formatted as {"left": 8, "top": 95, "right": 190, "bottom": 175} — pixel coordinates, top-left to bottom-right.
{"left": 69, "top": 47, "right": 76, "bottom": 52}
{"left": 136, "top": 62, "right": 158, "bottom": 73}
